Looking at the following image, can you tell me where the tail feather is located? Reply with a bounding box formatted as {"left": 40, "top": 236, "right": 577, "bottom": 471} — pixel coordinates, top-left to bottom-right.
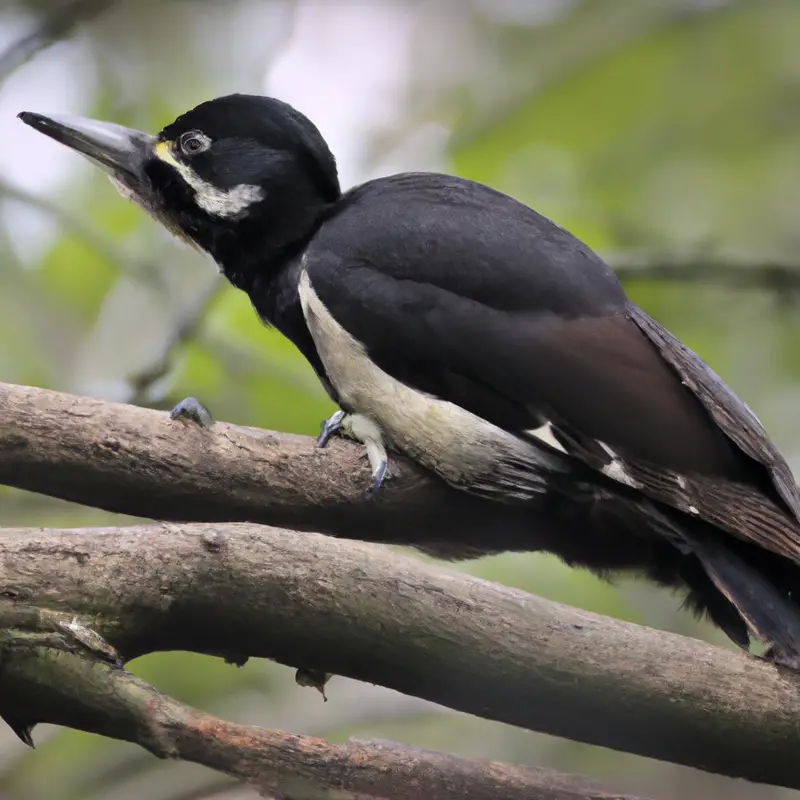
{"left": 690, "top": 537, "right": 800, "bottom": 664}
{"left": 624, "top": 494, "right": 800, "bottom": 661}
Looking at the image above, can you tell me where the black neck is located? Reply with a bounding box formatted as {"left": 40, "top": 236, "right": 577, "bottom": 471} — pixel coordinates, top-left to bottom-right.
{"left": 210, "top": 197, "right": 330, "bottom": 295}
{"left": 200, "top": 191, "right": 341, "bottom": 403}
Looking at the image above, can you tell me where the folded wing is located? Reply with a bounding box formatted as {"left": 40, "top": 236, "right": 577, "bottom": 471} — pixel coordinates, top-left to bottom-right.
{"left": 305, "top": 257, "right": 800, "bottom": 565}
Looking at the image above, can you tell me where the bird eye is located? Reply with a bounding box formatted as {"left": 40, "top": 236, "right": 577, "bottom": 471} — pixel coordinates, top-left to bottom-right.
{"left": 179, "top": 132, "right": 209, "bottom": 156}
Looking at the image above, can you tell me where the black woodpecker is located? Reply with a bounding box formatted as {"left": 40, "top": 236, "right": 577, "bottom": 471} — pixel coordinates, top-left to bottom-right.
{"left": 18, "top": 94, "right": 800, "bottom": 667}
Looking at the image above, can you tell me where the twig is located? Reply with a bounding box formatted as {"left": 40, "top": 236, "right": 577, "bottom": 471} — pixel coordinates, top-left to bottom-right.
{"left": 125, "top": 278, "right": 224, "bottom": 405}
{"left": 0, "top": 520, "right": 798, "bottom": 790}
{"left": 609, "top": 251, "right": 800, "bottom": 292}
{"left": 0, "top": 0, "right": 113, "bottom": 80}
{"left": 66, "top": 681, "right": 443, "bottom": 799}
{"left": 0, "top": 176, "right": 163, "bottom": 286}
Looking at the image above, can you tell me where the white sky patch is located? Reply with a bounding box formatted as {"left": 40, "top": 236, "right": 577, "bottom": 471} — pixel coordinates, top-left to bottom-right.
{"left": 264, "top": 0, "right": 417, "bottom": 188}
{"left": 0, "top": 14, "right": 97, "bottom": 264}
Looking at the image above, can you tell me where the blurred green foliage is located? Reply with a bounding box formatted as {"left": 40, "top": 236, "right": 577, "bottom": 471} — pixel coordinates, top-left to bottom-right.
{"left": 0, "top": 1, "right": 798, "bottom": 799}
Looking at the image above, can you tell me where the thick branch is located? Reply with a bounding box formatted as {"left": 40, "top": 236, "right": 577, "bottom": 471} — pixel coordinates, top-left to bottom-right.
{"left": 0, "top": 381, "right": 540, "bottom": 551}
{"left": 3, "top": 646, "right": 634, "bottom": 800}
{"left": 2, "top": 522, "right": 800, "bottom": 790}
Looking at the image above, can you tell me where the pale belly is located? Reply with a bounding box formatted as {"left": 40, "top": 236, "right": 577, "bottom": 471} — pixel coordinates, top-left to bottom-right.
{"left": 297, "top": 269, "right": 567, "bottom": 501}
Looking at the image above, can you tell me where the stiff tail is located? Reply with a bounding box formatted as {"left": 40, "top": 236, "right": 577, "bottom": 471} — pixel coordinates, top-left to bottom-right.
{"left": 689, "top": 536, "right": 800, "bottom": 666}
{"left": 623, "top": 493, "right": 800, "bottom": 663}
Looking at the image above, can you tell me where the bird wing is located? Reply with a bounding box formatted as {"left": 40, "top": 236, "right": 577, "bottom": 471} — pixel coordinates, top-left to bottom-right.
{"left": 303, "top": 243, "right": 800, "bottom": 564}
{"left": 628, "top": 305, "right": 800, "bottom": 522}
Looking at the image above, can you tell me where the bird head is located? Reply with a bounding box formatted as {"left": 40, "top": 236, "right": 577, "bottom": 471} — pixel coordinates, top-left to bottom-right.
{"left": 18, "top": 94, "right": 340, "bottom": 272}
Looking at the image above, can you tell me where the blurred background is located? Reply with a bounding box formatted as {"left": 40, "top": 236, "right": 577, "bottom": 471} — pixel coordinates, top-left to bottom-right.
{"left": 0, "top": 0, "right": 798, "bottom": 797}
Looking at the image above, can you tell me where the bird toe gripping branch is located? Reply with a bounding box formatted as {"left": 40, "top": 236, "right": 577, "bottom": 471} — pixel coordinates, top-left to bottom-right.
{"left": 317, "top": 409, "right": 390, "bottom": 494}
{"left": 170, "top": 396, "right": 214, "bottom": 429}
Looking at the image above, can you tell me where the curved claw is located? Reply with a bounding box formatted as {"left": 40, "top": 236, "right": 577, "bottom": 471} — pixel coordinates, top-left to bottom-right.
{"left": 366, "top": 458, "right": 389, "bottom": 496}
{"left": 316, "top": 411, "right": 391, "bottom": 494}
{"left": 317, "top": 409, "right": 346, "bottom": 448}
{"left": 344, "top": 414, "right": 390, "bottom": 496}
{"left": 170, "top": 396, "right": 213, "bottom": 429}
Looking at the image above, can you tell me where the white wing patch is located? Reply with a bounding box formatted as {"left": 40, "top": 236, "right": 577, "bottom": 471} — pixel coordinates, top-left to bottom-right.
{"left": 602, "top": 459, "right": 640, "bottom": 488}
{"left": 597, "top": 442, "right": 641, "bottom": 488}
{"left": 525, "top": 422, "right": 567, "bottom": 453}
{"left": 155, "top": 141, "right": 264, "bottom": 219}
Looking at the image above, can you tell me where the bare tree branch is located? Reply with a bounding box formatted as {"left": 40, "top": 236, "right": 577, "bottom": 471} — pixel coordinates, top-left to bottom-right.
{"left": 0, "top": 375, "right": 799, "bottom": 789}
{"left": 0, "top": 380, "right": 539, "bottom": 551}
{"left": 0, "top": 520, "right": 798, "bottom": 790}
{"left": 0, "top": 624, "right": 637, "bottom": 800}
{"left": 0, "top": 0, "right": 113, "bottom": 80}
{"left": 609, "top": 251, "right": 800, "bottom": 292}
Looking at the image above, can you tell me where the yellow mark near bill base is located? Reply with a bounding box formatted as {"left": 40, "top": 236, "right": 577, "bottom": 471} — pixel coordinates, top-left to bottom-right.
{"left": 152, "top": 139, "right": 264, "bottom": 219}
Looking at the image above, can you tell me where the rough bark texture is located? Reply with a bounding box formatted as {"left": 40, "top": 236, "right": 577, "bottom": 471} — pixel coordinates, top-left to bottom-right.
{"left": 1, "top": 382, "right": 798, "bottom": 796}
{"left": 2, "top": 644, "right": 637, "bottom": 800}
{"left": 0, "top": 380, "right": 544, "bottom": 553}
{"left": 2, "top": 522, "right": 800, "bottom": 791}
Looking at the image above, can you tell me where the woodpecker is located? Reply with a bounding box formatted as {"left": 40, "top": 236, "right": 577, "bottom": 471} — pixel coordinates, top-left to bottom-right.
{"left": 19, "top": 94, "right": 800, "bottom": 667}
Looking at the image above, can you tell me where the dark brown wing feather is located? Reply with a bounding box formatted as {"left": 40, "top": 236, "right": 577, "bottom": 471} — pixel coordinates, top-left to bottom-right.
{"left": 600, "top": 445, "right": 800, "bottom": 564}
{"left": 629, "top": 304, "right": 800, "bottom": 521}
{"left": 525, "top": 310, "right": 800, "bottom": 565}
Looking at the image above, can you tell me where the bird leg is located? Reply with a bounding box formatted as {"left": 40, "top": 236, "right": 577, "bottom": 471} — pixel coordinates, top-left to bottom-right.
{"left": 169, "top": 396, "right": 214, "bottom": 429}
{"left": 317, "top": 410, "right": 389, "bottom": 494}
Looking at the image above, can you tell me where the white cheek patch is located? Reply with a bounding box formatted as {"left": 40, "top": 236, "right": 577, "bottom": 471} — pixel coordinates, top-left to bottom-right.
{"left": 155, "top": 141, "right": 264, "bottom": 219}
{"left": 193, "top": 181, "right": 264, "bottom": 218}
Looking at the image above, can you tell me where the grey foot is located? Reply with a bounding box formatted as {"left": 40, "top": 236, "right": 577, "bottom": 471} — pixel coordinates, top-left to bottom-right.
{"left": 367, "top": 456, "right": 389, "bottom": 495}
{"left": 316, "top": 411, "right": 390, "bottom": 494}
{"left": 170, "top": 397, "right": 213, "bottom": 429}
{"left": 317, "top": 409, "right": 346, "bottom": 448}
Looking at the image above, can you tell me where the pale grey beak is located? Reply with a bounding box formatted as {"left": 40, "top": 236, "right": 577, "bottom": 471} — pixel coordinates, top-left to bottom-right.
{"left": 17, "top": 111, "right": 155, "bottom": 183}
